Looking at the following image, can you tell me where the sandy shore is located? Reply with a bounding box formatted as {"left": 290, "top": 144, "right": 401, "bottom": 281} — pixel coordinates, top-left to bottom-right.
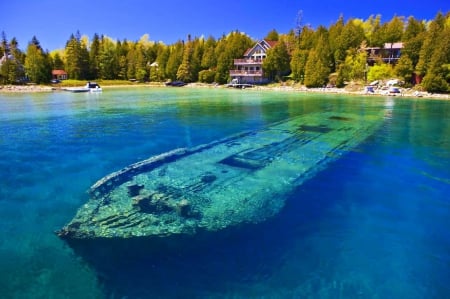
{"left": 1, "top": 83, "right": 449, "bottom": 100}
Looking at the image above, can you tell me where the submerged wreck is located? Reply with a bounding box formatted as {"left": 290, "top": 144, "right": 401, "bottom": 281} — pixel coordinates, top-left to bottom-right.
{"left": 57, "top": 111, "right": 383, "bottom": 240}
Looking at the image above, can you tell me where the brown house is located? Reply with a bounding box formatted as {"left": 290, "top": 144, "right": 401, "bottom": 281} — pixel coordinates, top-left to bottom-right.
{"left": 229, "top": 39, "right": 277, "bottom": 84}
{"left": 366, "top": 42, "right": 404, "bottom": 65}
{"left": 52, "top": 70, "right": 68, "bottom": 80}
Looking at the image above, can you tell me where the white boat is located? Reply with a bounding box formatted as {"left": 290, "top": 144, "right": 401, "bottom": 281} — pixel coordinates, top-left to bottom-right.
{"left": 65, "top": 82, "right": 102, "bottom": 93}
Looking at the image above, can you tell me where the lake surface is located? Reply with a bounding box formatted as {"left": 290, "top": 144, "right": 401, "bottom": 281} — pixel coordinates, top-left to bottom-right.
{"left": 0, "top": 87, "right": 449, "bottom": 298}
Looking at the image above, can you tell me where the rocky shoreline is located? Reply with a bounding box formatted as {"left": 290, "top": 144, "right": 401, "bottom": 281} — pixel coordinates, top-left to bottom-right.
{"left": 1, "top": 83, "right": 448, "bottom": 100}
{"left": 0, "top": 84, "right": 55, "bottom": 93}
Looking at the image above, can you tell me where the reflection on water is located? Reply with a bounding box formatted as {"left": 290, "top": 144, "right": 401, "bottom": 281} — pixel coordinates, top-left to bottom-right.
{"left": 0, "top": 88, "right": 449, "bottom": 298}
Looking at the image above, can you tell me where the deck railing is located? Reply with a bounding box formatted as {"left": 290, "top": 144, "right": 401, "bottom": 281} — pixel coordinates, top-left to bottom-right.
{"left": 229, "top": 70, "right": 263, "bottom": 76}
{"left": 233, "top": 59, "right": 263, "bottom": 65}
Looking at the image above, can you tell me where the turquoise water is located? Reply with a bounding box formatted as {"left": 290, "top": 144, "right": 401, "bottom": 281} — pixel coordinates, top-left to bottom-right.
{"left": 0, "top": 87, "right": 449, "bottom": 298}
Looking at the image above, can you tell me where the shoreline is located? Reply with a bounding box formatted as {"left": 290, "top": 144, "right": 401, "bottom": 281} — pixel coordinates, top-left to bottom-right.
{"left": 1, "top": 83, "right": 449, "bottom": 100}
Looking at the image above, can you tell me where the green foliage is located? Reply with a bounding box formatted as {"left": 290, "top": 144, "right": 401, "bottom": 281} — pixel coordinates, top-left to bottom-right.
{"left": 24, "top": 39, "right": 51, "bottom": 84}
{"left": 304, "top": 29, "right": 332, "bottom": 87}
{"left": 367, "top": 63, "right": 394, "bottom": 82}
{"left": 265, "top": 29, "right": 279, "bottom": 41}
{"left": 198, "top": 69, "right": 216, "bottom": 83}
{"left": 304, "top": 49, "right": 329, "bottom": 87}
{"left": 263, "top": 41, "right": 290, "bottom": 81}
{"left": 416, "top": 12, "right": 446, "bottom": 76}
{"left": 290, "top": 49, "right": 308, "bottom": 83}
{"left": 421, "top": 73, "right": 449, "bottom": 92}
{"left": 177, "top": 35, "right": 194, "bottom": 82}
{"left": 395, "top": 54, "right": 414, "bottom": 83}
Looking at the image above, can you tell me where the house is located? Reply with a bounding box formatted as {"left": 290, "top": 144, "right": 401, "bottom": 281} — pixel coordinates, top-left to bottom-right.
{"left": 229, "top": 39, "right": 277, "bottom": 84}
{"left": 52, "top": 69, "right": 68, "bottom": 80}
{"left": 366, "top": 42, "right": 404, "bottom": 65}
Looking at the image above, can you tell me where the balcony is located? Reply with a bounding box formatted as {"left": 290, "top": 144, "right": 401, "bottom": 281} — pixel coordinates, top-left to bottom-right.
{"left": 229, "top": 70, "right": 263, "bottom": 76}
{"left": 233, "top": 59, "right": 263, "bottom": 65}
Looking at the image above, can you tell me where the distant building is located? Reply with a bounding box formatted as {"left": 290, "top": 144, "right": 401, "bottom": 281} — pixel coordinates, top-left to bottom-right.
{"left": 229, "top": 39, "right": 277, "bottom": 84}
{"left": 52, "top": 69, "right": 68, "bottom": 80}
{"left": 366, "top": 42, "right": 404, "bottom": 65}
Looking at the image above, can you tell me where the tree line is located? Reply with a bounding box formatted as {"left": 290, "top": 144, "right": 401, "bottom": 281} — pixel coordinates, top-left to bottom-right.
{"left": 1, "top": 11, "right": 449, "bottom": 92}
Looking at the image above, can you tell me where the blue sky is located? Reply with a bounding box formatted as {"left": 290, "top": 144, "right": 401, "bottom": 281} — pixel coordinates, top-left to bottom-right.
{"left": 2, "top": 0, "right": 449, "bottom": 51}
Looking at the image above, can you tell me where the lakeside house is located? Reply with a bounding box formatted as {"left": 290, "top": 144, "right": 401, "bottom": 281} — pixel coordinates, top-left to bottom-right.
{"left": 52, "top": 69, "right": 68, "bottom": 80}
{"left": 229, "top": 39, "right": 277, "bottom": 84}
{"left": 366, "top": 42, "right": 404, "bottom": 65}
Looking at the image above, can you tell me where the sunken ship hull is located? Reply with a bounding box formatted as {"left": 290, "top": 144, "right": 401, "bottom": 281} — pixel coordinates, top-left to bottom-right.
{"left": 57, "top": 111, "right": 383, "bottom": 240}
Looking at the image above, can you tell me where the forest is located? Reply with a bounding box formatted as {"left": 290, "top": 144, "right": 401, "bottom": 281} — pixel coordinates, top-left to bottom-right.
{"left": 1, "top": 11, "right": 449, "bottom": 92}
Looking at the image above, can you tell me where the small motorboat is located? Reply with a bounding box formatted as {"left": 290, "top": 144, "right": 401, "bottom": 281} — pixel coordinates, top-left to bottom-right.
{"left": 165, "top": 81, "right": 186, "bottom": 87}
{"left": 65, "top": 82, "right": 102, "bottom": 93}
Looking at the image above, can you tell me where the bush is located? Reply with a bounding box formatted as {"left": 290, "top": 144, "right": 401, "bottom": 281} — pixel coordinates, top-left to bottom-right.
{"left": 198, "top": 70, "right": 216, "bottom": 83}
{"left": 421, "top": 73, "right": 449, "bottom": 93}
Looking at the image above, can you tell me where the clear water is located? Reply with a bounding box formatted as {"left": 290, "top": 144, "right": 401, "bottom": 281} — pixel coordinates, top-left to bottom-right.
{"left": 0, "top": 88, "right": 449, "bottom": 298}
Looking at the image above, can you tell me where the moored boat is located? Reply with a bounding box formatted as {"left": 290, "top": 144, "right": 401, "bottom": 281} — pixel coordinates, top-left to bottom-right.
{"left": 57, "top": 111, "right": 384, "bottom": 240}
{"left": 165, "top": 80, "right": 186, "bottom": 87}
{"left": 65, "top": 82, "right": 102, "bottom": 92}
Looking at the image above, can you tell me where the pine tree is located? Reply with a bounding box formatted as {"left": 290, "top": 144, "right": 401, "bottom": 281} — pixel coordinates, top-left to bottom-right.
{"left": 402, "top": 17, "right": 426, "bottom": 68}
{"left": 263, "top": 40, "right": 290, "bottom": 81}
{"left": 421, "top": 24, "right": 450, "bottom": 92}
{"left": 24, "top": 36, "right": 51, "bottom": 83}
{"left": 166, "top": 41, "right": 184, "bottom": 80}
{"left": 177, "top": 35, "right": 194, "bottom": 82}
{"left": 416, "top": 12, "right": 446, "bottom": 76}
{"left": 394, "top": 54, "right": 414, "bottom": 84}
{"left": 89, "top": 33, "right": 101, "bottom": 79}
{"left": 304, "top": 28, "right": 332, "bottom": 87}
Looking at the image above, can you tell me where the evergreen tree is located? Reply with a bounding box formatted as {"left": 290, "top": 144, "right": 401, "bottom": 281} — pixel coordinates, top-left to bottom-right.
{"left": 51, "top": 52, "right": 64, "bottom": 70}
{"left": 64, "top": 34, "right": 81, "bottom": 79}
{"left": 201, "top": 36, "right": 217, "bottom": 70}
{"left": 304, "top": 29, "right": 332, "bottom": 87}
{"left": 89, "top": 33, "right": 101, "bottom": 79}
{"left": 98, "top": 36, "right": 118, "bottom": 79}
{"left": 265, "top": 29, "right": 279, "bottom": 41}
{"left": 402, "top": 17, "right": 426, "bottom": 68}
{"left": 370, "top": 15, "right": 386, "bottom": 47}
{"left": 116, "top": 40, "right": 130, "bottom": 80}
{"left": 394, "top": 54, "right": 414, "bottom": 84}
{"left": 421, "top": 24, "right": 450, "bottom": 92}
{"left": 177, "top": 35, "right": 194, "bottom": 82}
{"left": 290, "top": 49, "right": 309, "bottom": 83}
{"left": 155, "top": 45, "right": 170, "bottom": 81}
{"left": 416, "top": 12, "right": 446, "bottom": 76}
{"left": 328, "top": 15, "right": 345, "bottom": 66}
{"left": 166, "top": 40, "right": 184, "bottom": 80}
{"left": 0, "top": 31, "right": 8, "bottom": 56}
{"left": 262, "top": 41, "right": 290, "bottom": 81}
{"left": 24, "top": 36, "right": 51, "bottom": 83}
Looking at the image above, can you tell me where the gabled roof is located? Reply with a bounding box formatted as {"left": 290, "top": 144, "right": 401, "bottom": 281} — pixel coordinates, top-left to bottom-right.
{"left": 243, "top": 39, "right": 278, "bottom": 57}
{"left": 52, "top": 69, "right": 67, "bottom": 75}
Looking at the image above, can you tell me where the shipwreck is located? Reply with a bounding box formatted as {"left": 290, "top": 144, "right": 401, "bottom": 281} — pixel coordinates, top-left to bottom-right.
{"left": 57, "top": 111, "right": 383, "bottom": 240}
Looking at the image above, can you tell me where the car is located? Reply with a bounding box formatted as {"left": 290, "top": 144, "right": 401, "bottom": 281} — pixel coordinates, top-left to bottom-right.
{"left": 51, "top": 79, "right": 61, "bottom": 84}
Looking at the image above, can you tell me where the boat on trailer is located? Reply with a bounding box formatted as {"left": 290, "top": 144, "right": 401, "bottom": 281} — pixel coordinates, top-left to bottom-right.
{"left": 57, "top": 111, "right": 383, "bottom": 240}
